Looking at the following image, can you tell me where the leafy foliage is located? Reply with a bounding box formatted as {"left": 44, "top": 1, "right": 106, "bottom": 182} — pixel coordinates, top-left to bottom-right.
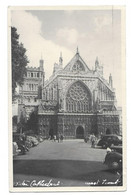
{"left": 11, "top": 27, "right": 29, "bottom": 97}
{"left": 27, "top": 108, "right": 39, "bottom": 134}
{"left": 17, "top": 111, "right": 27, "bottom": 133}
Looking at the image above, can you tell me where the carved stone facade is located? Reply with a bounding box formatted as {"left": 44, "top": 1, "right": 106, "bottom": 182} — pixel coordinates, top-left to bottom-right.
{"left": 12, "top": 58, "right": 45, "bottom": 131}
{"left": 38, "top": 49, "right": 120, "bottom": 138}
{"left": 19, "top": 59, "right": 45, "bottom": 118}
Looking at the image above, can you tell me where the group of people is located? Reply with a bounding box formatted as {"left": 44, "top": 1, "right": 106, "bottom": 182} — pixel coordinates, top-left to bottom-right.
{"left": 57, "top": 133, "right": 64, "bottom": 143}
{"left": 90, "top": 134, "right": 97, "bottom": 148}
{"left": 84, "top": 133, "right": 97, "bottom": 148}
{"left": 49, "top": 133, "right": 64, "bottom": 143}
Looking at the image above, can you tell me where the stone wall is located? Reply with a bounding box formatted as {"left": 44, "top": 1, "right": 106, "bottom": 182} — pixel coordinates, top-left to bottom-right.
{"left": 38, "top": 113, "right": 120, "bottom": 139}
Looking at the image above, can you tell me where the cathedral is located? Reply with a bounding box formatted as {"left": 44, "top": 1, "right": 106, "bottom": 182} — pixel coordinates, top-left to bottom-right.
{"left": 38, "top": 48, "right": 120, "bottom": 139}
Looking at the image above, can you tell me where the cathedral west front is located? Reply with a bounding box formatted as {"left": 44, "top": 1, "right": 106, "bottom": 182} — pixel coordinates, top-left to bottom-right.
{"left": 37, "top": 48, "right": 120, "bottom": 139}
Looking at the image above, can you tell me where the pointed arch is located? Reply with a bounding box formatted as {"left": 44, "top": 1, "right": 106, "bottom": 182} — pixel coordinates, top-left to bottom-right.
{"left": 66, "top": 81, "right": 92, "bottom": 113}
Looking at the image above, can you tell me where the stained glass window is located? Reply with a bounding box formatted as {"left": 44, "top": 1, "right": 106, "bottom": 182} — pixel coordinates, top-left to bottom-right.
{"left": 66, "top": 81, "right": 91, "bottom": 113}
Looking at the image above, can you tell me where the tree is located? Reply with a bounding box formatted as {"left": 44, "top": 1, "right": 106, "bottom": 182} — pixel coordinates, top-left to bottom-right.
{"left": 27, "top": 108, "right": 39, "bottom": 134}
{"left": 11, "top": 27, "right": 29, "bottom": 98}
{"left": 17, "top": 111, "right": 27, "bottom": 134}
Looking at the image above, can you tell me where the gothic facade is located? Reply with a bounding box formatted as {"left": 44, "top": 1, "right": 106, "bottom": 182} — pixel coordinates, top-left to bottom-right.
{"left": 18, "top": 59, "right": 45, "bottom": 119}
{"left": 38, "top": 49, "right": 120, "bottom": 139}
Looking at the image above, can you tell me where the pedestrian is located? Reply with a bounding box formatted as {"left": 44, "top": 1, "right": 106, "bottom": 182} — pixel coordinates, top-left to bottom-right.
{"left": 84, "top": 135, "right": 89, "bottom": 143}
{"left": 57, "top": 133, "right": 60, "bottom": 143}
{"left": 60, "top": 134, "right": 64, "bottom": 142}
{"left": 53, "top": 135, "right": 56, "bottom": 142}
{"left": 91, "top": 133, "right": 96, "bottom": 148}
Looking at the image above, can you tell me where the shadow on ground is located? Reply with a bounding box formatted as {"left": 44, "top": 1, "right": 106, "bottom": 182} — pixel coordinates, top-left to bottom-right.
{"left": 13, "top": 159, "right": 121, "bottom": 186}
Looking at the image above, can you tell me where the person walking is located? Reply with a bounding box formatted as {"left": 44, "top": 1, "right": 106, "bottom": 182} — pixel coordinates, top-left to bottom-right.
{"left": 91, "top": 133, "right": 96, "bottom": 148}
{"left": 53, "top": 135, "right": 56, "bottom": 142}
{"left": 57, "top": 133, "right": 60, "bottom": 143}
{"left": 60, "top": 134, "right": 64, "bottom": 142}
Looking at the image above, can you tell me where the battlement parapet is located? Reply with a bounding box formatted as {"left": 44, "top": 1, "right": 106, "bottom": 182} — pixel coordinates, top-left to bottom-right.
{"left": 27, "top": 66, "right": 41, "bottom": 71}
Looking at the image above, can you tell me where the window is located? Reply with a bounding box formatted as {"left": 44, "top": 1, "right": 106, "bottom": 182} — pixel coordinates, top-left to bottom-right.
{"left": 28, "top": 73, "right": 30, "bottom": 77}
{"left": 31, "top": 73, "right": 33, "bottom": 77}
{"left": 66, "top": 81, "right": 91, "bottom": 113}
{"left": 28, "top": 97, "right": 30, "bottom": 102}
{"left": 26, "top": 84, "right": 29, "bottom": 91}
{"left": 37, "top": 72, "right": 39, "bottom": 77}
{"left": 29, "top": 84, "right": 31, "bottom": 91}
{"left": 32, "top": 84, "right": 34, "bottom": 91}
{"left": 72, "top": 60, "right": 85, "bottom": 72}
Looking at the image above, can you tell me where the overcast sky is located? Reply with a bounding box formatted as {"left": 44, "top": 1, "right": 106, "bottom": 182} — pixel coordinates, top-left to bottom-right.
{"left": 11, "top": 8, "right": 123, "bottom": 106}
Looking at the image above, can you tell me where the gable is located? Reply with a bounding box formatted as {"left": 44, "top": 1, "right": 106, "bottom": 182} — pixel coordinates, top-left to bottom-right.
{"left": 63, "top": 52, "right": 91, "bottom": 73}
{"left": 72, "top": 60, "right": 85, "bottom": 72}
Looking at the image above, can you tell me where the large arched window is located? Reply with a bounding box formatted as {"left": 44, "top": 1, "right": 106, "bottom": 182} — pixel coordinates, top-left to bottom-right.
{"left": 66, "top": 81, "right": 92, "bottom": 113}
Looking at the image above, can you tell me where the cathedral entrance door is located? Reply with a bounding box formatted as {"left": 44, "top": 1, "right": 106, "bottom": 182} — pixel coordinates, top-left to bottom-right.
{"left": 76, "top": 126, "right": 84, "bottom": 139}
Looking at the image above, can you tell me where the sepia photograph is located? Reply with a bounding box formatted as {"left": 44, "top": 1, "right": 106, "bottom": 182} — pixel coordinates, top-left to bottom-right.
{"left": 8, "top": 6, "right": 126, "bottom": 192}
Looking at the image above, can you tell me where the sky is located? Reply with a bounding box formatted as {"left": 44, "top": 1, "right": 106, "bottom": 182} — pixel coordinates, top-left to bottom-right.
{"left": 11, "top": 8, "right": 123, "bottom": 106}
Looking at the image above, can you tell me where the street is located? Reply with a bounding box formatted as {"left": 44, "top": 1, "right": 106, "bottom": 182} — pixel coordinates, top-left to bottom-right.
{"left": 13, "top": 140, "right": 121, "bottom": 187}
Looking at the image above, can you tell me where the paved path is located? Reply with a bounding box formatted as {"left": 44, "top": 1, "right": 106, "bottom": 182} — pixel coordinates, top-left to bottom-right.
{"left": 15, "top": 139, "right": 106, "bottom": 161}
{"left": 13, "top": 140, "right": 121, "bottom": 187}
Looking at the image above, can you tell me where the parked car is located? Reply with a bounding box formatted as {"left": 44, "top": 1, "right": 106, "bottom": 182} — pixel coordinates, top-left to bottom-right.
{"left": 13, "top": 133, "right": 27, "bottom": 155}
{"left": 104, "top": 146, "right": 122, "bottom": 170}
{"left": 26, "top": 136, "right": 39, "bottom": 146}
{"left": 13, "top": 142, "right": 20, "bottom": 156}
{"left": 39, "top": 136, "right": 44, "bottom": 142}
{"left": 110, "top": 145, "right": 122, "bottom": 154}
{"left": 25, "top": 139, "right": 32, "bottom": 149}
{"left": 97, "top": 134, "right": 122, "bottom": 149}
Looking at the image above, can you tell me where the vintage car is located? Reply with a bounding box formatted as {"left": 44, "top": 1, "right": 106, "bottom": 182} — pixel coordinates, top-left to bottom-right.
{"left": 13, "top": 142, "right": 20, "bottom": 156}
{"left": 26, "top": 136, "right": 39, "bottom": 146}
{"left": 13, "top": 133, "right": 27, "bottom": 155}
{"left": 110, "top": 145, "right": 122, "bottom": 154}
{"left": 103, "top": 146, "right": 122, "bottom": 170}
{"left": 97, "top": 134, "right": 122, "bottom": 149}
{"left": 39, "top": 136, "right": 44, "bottom": 142}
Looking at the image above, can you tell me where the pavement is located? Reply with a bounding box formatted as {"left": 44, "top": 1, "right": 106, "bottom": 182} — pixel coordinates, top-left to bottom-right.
{"left": 13, "top": 140, "right": 122, "bottom": 187}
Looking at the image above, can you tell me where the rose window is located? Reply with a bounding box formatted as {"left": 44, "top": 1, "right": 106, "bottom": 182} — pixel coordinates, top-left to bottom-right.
{"left": 66, "top": 81, "right": 91, "bottom": 113}
{"left": 69, "top": 83, "right": 87, "bottom": 100}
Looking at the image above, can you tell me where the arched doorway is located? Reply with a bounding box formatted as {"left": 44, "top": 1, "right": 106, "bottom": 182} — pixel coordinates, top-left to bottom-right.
{"left": 106, "top": 128, "right": 112, "bottom": 134}
{"left": 76, "top": 126, "right": 84, "bottom": 139}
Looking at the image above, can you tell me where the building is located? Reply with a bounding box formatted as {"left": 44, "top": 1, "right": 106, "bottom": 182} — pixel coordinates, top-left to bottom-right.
{"left": 12, "top": 59, "right": 45, "bottom": 132}
{"left": 18, "top": 59, "right": 45, "bottom": 119}
{"left": 38, "top": 48, "right": 121, "bottom": 139}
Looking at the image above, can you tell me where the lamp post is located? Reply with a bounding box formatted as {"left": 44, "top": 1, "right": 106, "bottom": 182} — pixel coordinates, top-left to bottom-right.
{"left": 62, "top": 110, "right": 65, "bottom": 137}
{"left": 93, "top": 110, "right": 98, "bottom": 136}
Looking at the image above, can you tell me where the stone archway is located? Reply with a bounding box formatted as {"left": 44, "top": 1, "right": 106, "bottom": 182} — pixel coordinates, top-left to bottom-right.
{"left": 76, "top": 126, "right": 84, "bottom": 139}
{"left": 106, "top": 128, "right": 112, "bottom": 134}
